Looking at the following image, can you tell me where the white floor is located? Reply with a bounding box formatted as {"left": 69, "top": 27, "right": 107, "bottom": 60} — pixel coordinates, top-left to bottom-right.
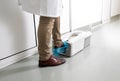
{"left": 0, "top": 17, "right": 120, "bottom": 81}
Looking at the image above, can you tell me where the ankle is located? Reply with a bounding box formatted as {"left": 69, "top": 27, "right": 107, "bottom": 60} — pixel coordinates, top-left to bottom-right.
{"left": 54, "top": 43, "right": 63, "bottom": 48}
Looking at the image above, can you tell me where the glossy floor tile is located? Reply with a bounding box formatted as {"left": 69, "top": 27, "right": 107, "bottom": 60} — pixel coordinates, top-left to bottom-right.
{"left": 0, "top": 17, "right": 120, "bottom": 81}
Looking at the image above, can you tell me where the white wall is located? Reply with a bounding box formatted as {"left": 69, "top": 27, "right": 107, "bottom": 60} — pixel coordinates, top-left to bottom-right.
{"left": 71, "top": 0, "right": 102, "bottom": 30}
{"left": 71, "top": 0, "right": 91, "bottom": 30}
{"left": 60, "top": 0, "right": 70, "bottom": 33}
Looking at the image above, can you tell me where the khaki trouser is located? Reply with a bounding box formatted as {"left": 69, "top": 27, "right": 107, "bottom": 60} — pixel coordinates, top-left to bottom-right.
{"left": 38, "top": 16, "right": 63, "bottom": 61}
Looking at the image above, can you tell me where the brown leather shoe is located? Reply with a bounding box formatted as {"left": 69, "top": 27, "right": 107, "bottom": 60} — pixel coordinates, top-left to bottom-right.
{"left": 39, "top": 56, "right": 66, "bottom": 67}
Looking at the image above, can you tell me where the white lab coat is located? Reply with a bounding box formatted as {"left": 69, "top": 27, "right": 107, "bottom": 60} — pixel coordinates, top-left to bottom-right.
{"left": 18, "top": 0, "right": 63, "bottom": 17}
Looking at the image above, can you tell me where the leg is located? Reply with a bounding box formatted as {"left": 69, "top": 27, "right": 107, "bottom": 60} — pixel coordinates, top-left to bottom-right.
{"left": 37, "top": 16, "right": 66, "bottom": 67}
{"left": 52, "top": 17, "right": 63, "bottom": 47}
{"left": 38, "top": 16, "right": 55, "bottom": 61}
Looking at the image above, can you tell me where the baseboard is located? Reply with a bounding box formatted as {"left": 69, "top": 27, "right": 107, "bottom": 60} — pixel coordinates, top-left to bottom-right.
{"left": 0, "top": 47, "right": 38, "bottom": 69}
{"left": 102, "top": 18, "right": 111, "bottom": 24}
{"left": 102, "top": 14, "right": 120, "bottom": 24}
{"left": 110, "top": 14, "right": 120, "bottom": 22}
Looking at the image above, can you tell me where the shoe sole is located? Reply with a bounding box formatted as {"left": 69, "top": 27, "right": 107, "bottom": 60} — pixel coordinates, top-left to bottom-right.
{"left": 38, "top": 61, "right": 65, "bottom": 67}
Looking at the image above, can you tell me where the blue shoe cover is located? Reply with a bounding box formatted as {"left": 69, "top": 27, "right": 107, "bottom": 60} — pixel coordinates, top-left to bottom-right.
{"left": 52, "top": 41, "right": 69, "bottom": 56}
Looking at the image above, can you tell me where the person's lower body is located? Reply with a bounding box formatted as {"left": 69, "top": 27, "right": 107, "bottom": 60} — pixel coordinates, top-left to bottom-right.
{"left": 37, "top": 16, "right": 65, "bottom": 67}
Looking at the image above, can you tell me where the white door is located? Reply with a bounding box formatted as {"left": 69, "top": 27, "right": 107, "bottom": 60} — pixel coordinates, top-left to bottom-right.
{"left": 0, "top": 0, "right": 36, "bottom": 59}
